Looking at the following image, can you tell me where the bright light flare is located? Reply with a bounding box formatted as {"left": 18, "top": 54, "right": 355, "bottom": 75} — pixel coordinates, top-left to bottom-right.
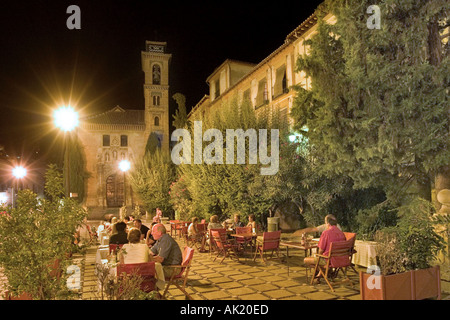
{"left": 53, "top": 106, "right": 79, "bottom": 132}
{"left": 119, "top": 160, "right": 131, "bottom": 172}
{"left": 12, "top": 166, "right": 27, "bottom": 179}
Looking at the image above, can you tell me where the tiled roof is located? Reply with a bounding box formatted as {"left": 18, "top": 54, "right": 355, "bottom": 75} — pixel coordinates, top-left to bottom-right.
{"left": 82, "top": 106, "right": 145, "bottom": 126}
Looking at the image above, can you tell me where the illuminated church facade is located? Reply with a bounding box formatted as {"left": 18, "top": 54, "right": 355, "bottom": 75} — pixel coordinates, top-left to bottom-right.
{"left": 77, "top": 41, "right": 170, "bottom": 218}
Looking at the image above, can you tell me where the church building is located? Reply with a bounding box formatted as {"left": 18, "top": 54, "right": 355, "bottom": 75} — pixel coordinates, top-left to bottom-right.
{"left": 77, "top": 41, "right": 170, "bottom": 218}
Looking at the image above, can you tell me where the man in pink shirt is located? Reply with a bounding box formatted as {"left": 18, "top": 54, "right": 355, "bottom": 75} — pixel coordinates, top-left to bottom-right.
{"left": 304, "top": 214, "right": 346, "bottom": 269}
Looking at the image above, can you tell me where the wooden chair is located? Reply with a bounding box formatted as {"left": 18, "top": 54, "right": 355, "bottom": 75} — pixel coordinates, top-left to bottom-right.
{"left": 211, "top": 230, "right": 240, "bottom": 264}
{"left": 343, "top": 232, "right": 358, "bottom": 274}
{"left": 253, "top": 230, "right": 281, "bottom": 264}
{"left": 169, "top": 220, "right": 179, "bottom": 237}
{"left": 117, "top": 262, "right": 157, "bottom": 293}
{"left": 188, "top": 223, "right": 207, "bottom": 251}
{"left": 162, "top": 246, "right": 195, "bottom": 300}
{"left": 310, "top": 238, "right": 355, "bottom": 292}
{"left": 235, "top": 226, "right": 253, "bottom": 254}
{"left": 208, "top": 228, "right": 226, "bottom": 256}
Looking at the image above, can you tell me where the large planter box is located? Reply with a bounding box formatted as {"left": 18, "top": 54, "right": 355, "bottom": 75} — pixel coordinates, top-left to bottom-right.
{"left": 360, "top": 265, "right": 441, "bottom": 300}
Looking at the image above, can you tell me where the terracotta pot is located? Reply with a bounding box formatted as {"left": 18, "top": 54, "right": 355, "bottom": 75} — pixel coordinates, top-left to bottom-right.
{"left": 360, "top": 266, "right": 441, "bottom": 300}
{"left": 4, "top": 291, "right": 33, "bottom": 300}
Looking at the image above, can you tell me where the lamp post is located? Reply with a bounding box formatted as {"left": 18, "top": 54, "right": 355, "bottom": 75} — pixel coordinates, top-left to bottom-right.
{"left": 53, "top": 106, "right": 79, "bottom": 197}
{"left": 12, "top": 166, "right": 27, "bottom": 207}
{"left": 119, "top": 160, "right": 131, "bottom": 208}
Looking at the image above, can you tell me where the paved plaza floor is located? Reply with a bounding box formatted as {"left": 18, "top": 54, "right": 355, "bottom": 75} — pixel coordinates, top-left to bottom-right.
{"left": 80, "top": 225, "right": 364, "bottom": 301}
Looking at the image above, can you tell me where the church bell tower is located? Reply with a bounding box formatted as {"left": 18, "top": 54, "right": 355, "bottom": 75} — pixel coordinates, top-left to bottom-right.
{"left": 141, "top": 41, "right": 171, "bottom": 154}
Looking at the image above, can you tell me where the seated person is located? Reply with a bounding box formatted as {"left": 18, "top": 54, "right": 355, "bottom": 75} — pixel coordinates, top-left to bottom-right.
{"left": 150, "top": 224, "right": 182, "bottom": 278}
{"left": 188, "top": 217, "right": 206, "bottom": 251}
{"left": 224, "top": 213, "right": 245, "bottom": 230}
{"left": 145, "top": 222, "right": 158, "bottom": 247}
{"left": 294, "top": 214, "right": 342, "bottom": 237}
{"left": 109, "top": 221, "right": 129, "bottom": 245}
{"left": 123, "top": 216, "right": 134, "bottom": 230}
{"left": 246, "top": 214, "right": 258, "bottom": 233}
{"left": 207, "top": 215, "right": 223, "bottom": 230}
{"left": 153, "top": 208, "right": 163, "bottom": 223}
{"left": 304, "top": 215, "right": 346, "bottom": 269}
{"left": 119, "top": 228, "right": 151, "bottom": 264}
{"left": 134, "top": 219, "right": 150, "bottom": 241}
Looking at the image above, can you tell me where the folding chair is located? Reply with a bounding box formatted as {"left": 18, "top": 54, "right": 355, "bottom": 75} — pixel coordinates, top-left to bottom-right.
{"left": 235, "top": 226, "right": 253, "bottom": 254}
{"left": 162, "top": 246, "right": 195, "bottom": 300}
{"left": 208, "top": 228, "right": 226, "bottom": 256}
{"left": 310, "top": 238, "right": 354, "bottom": 292}
{"left": 343, "top": 232, "right": 358, "bottom": 274}
{"left": 117, "top": 262, "right": 157, "bottom": 293}
{"left": 211, "top": 230, "right": 240, "bottom": 264}
{"left": 253, "top": 230, "right": 281, "bottom": 264}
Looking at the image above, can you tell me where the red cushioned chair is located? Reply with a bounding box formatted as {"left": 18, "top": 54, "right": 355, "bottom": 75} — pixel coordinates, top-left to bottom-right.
{"left": 162, "top": 246, "right": 195, "bottom": 300}
{"left": 310, "top": 238, "right": 355, "bottom": 292}
{"left": 117, "top": 262, "right": 157, "bottom": 293}
{"left": 211, "top": 230, "right": 240, "bottom": 264}
{"left": 253, "top": 230, "right": 281, "bottom": 264}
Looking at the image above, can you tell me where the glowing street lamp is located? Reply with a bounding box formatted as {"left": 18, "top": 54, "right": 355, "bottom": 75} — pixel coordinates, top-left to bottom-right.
{"left": 12, "top": 166, "right": 27, "bottom": 179}
{"left": 53, "top": 106, "right": 79, "bottom": 197}
{"left": 12, "top": 166, "right": 27, "bottom": 207}
{"left": 53, "top": 106, "right": 79, "bottom": 132}
{"left": 119, "top": 160, "right": 131, "bottom": 207}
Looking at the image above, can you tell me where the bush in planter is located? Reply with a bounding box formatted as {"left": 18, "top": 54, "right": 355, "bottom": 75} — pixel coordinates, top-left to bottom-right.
{"left": 375, "top": 197, "right": 445, "bottom": 275}
{"left": 0, "top": 164, "right": 87, "bottom": 299}
{"left": 362, "top": 197, "right": 446, "bottom": 300}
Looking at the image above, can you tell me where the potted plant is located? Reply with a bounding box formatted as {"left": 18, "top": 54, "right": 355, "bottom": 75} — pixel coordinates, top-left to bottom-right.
{"left": 360, "top": 197, "right": 446, "bottom": 300}
{"left": 0, "top": 164, "right": 87, "bottom": 300}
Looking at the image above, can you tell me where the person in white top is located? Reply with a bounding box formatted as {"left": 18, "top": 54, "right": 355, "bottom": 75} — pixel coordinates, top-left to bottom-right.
{"left": 119, "top": 228, "right": 151, "bottom": 264}
{"left": 293, "top": 214, "right": 342, "bottom": 237}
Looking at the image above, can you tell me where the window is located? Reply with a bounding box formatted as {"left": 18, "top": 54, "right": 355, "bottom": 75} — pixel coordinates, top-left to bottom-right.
{"left": 154, "top": 116, "right": 160, "bottom": 126}
{"left": 152, "top": 64, "right": 161, "bottom": 85}
{"left": 103, "top": 135, "right": 110, "bottom": 147}
{"left": 120, "top": 135, "right": 128, "bottom": 147}
{"left": 274, "top": 65, "right": 287, "bottom": 98}
{"left": 256, "top": 78, "right": 268, "bottom": 107}
{"left": 214, "top": 79, "right": 220, "bottom": 99}
{"left": 153, "top": 95, "right": 160, "bottom": 106}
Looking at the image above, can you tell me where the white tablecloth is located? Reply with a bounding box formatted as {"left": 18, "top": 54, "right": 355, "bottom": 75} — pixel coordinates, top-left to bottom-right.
{"left": 95, "top": 246, "right": 165, "bottom": 290}
{"left": 352, "top": 240, "right": 378, "bottom": 267}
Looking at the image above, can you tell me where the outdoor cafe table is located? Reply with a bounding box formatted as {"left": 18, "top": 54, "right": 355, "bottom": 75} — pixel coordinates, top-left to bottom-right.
{"left": 352, "top": 240, "right": 378, "bottom": 268}
{"left": 95, "top": 245, "right": 166, "bottom": 291}
{"left": 279, "top": 240, "right": 319, "bottom": 276}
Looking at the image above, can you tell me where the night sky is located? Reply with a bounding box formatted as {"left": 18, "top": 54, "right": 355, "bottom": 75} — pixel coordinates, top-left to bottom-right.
{"left": 0, "top": 0, "right": 323, "bottom": 159}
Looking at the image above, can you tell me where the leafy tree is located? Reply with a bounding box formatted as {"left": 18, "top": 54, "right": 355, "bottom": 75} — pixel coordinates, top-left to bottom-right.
{"left": 128, "top": 149, "right": 176, "bottom": 217}
{"left": 0, "top": 164, "right": 87, "bottom": 299}
{"left": 172, "top": 93, "right": 189, "bottom": 129}
{"left": 145, "top": 132, "right": 161, "bottom": 155}
{"left": 291, "top": 0, "right": 449, "bottom": 204}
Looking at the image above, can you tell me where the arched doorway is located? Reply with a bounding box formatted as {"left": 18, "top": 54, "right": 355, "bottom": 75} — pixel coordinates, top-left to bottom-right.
{"left": 106, "top": 174, "right": 124, "bottom": 207}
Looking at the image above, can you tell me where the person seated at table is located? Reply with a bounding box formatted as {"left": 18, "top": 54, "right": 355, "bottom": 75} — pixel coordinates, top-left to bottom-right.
{"left": 109, "top": 221, "right": 129, "bottom": 245}
{"left": 145, "top": 222, "right": 158, "bottom": 247}
{"left": 150, "top": 224, "right": 182, "bottom": 278}
{"left": 246, "top": 214, "right": 258, "bottom": 233}
{"left": 134, "top": 219, "right": 150, "bottom": 241}
{"left": 153, "top": 208, "right": 163, "bottom": 223}
{"left": 223, "top": 213, "right": 245, "bottom": 230}
{"left": 293, "top": 214, "right": 342, "bottom": 237}
{"left": 123, "top": 216, "right": 134, "bottom": 230}
{"left": 303, "top": 215, "right": 346, "bottom": 272}
{"left": 188, "top": 217, "right": 206, "bottom": 252}
{"left": 119, "top": 228, "right": 151, "bottom": 264}
{"left": 208, "top": 215, "right": 223, "bottom": 230}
